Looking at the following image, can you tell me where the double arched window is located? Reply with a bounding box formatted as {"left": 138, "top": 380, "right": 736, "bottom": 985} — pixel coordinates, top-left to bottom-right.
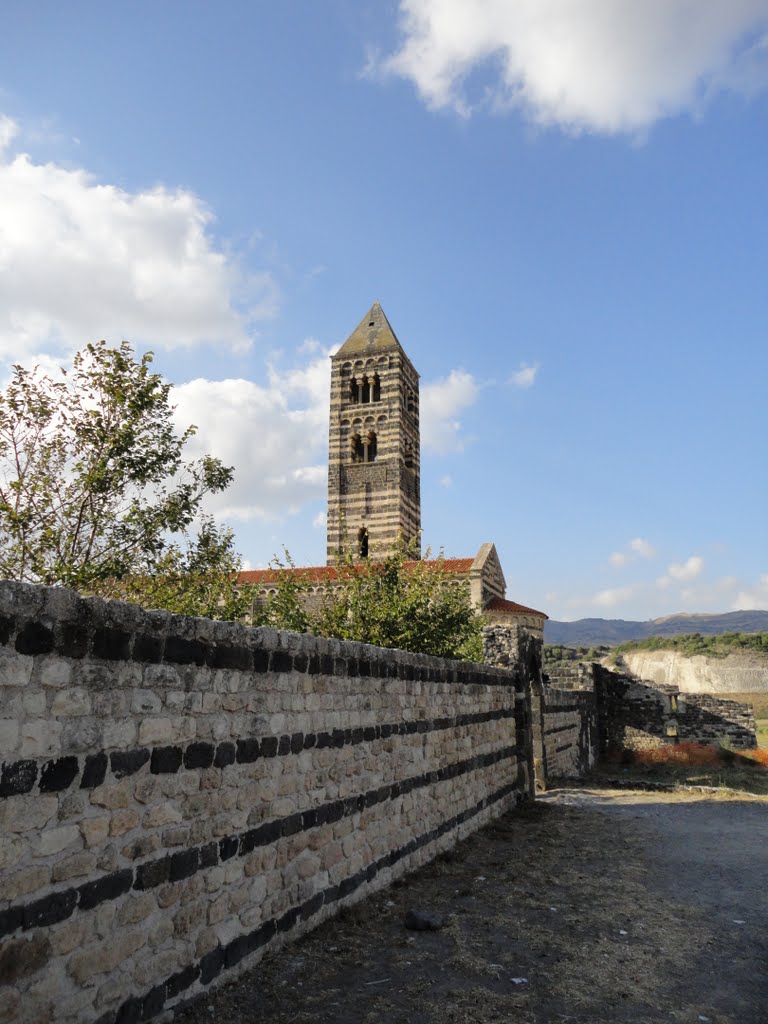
{"left": 349, "top": 374, "right": 381, "bottom": 404}
{"left": 350, "top": 430, "right": 377, "bottom": 463}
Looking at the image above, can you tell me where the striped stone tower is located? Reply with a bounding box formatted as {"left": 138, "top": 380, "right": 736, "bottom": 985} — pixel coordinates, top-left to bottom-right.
{"left": 326, "top": 302, "right": 421, "bottom": 564}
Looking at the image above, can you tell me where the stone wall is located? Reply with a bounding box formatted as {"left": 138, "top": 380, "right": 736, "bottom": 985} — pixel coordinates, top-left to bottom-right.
{"left": 483, "top": 624, "right": 596, "bottom": 784}
{"left": 593, "top": 666, "right": 756, "bottom": 752}
{"left": 0, "top": 582, "right": 532, "bottom": 1024}
{"left": 541, "top": 689, "right": 597, "bottom": 778}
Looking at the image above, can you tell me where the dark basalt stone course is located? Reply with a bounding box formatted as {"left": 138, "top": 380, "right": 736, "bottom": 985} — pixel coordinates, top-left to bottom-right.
{"left": 95, "top": 779, "right": 518, "bottom": 1024}
{"left": 1, "top": 745, "right": 517, "bottom": 940}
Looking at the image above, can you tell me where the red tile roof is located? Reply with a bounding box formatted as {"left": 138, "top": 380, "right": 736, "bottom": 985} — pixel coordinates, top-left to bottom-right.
{"left": 484, "top": 597, "right": 548, "bottom": 620}
{"left": 238, "top": 556, "right": 475, "bottom": 586}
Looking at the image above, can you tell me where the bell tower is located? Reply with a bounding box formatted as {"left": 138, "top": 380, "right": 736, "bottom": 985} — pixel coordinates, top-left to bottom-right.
{"left": 326, "top": 302, "right": 421, "bottom": 564}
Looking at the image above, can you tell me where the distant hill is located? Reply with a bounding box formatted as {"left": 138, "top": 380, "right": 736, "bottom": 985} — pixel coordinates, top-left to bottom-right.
{"left": 544, "top": 610, "right": 768, "bottom": 646}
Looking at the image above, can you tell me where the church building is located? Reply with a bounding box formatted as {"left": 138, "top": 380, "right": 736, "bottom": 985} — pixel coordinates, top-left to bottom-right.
{"left": 239, "top": 302, "right": 547, "bottom": 639}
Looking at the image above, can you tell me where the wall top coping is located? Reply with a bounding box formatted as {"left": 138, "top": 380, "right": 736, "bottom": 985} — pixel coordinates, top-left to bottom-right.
{"left": 0, "top": 580, "right": 517, "bottom": 686}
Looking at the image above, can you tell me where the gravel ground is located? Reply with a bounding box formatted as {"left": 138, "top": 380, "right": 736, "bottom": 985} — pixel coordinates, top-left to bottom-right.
{"left": 173, "top": 787, "right": 768, "bottom": 1024}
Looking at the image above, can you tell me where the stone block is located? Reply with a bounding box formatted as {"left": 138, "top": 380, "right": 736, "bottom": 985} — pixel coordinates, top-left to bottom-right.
{"left": 77, "top": 869, "right": 133, "bottom": 911}
{"left": 161, "top": 825, "right": 189, "bottom": 847}
{"left": 148, "top": 914, "right": 173, "bottom": 947}
{"left": 110, "top": 749, "right": 149, "bottom": 779}
{"left": 49, "top": 916, "right": 91, "bottom": 956}
{"left": 207, "top": 892, "right": 230, "bottom": 925}
{"left": 0, "top": 759, "right": 38, "bottom": 797}
{"left": 61, "top": 718, "right": 101, "bottom": 754}
{"left": 117, "top": 892, "right": 157, "bottom": 926}
{"left": 90, "top": 779, "right": 132, "bottom": 809}
{"left": 1, "top": 795, "right": 58, "bottom": 834}
{"left": 102, "top": 719, "right": 137, "bottom": 749}
{"left": 0, "top": 834, "right": 26, "bottom": 872}
{"left": 22, "top": 887, "right": 77, "bottom": 929}
{"left": 80, "top": 815, "right": 110, "bottom": 847}
{"left": 0, "top": 649, "right": 34, "bottom": 688}
{"left": 20, "top": 720, "right": 62, "bottom": 758}
{"left": 143, "top": 801, "right": 182, "bottom": 828}
{"left": 121, "top": 834, "right": 161, "bottom": 860}
{"left": 51, "top": 688, "right": 91, "bottom": 717}
{"left": 131, "top": 690, "right": 163, "bottom": 715}
{"left": 0, "top": 720, "right": 19, "bottom": 754}
{"left": 110, "top": 808, "right": 140, "bottom": 836}
{"left": 134, "top": 948, "right": 180, "bottom": 987}
{"left": 139, "top": 717, "right": 173, "bottom": 745}
{"left": 80, "top": 752, "right": 108, "bottom": 789}
{"left": 67, "top": 928, "right": 147, "bottom": 984}
{"left": 156, "top": 882, "right": 181, "bottom": 909}
{"left": 39, "top": 756, "right": 79, "bottom": 793}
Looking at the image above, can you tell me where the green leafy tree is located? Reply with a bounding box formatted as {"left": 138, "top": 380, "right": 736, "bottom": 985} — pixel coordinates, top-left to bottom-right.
{"left": 99, "top": 516, "right": 250, "bottom": 621}
{"left": 250, "top": 551, "right": 313, "bottom": 635}
{"left": 0, "top": 341, "right": 244, "bottom": 618}
{"left": 255, "top": 541, "right": 485, "bottom": 660}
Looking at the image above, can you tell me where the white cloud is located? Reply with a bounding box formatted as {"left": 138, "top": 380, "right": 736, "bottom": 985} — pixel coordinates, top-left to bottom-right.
{"left": 609, "top": 536, "right": 656, "bottom": 568}
{"left": 0, "top": 115, "right": 18, "bottom": 151}
{"left": 312, "top": 511, "right": 327, "bottom": 529}
{"left": 173, "top": 349, "right": 333, "bottom": 524}
{"left": 439, "top": 474, "right": 453, "bottom": 487}
{"left": 381, "top": 0, "right": 768, "bottom": 134}
{"left": 0, "top": 114, "right": 277, "bottom": 361}
{"left": 657, "top": 554, "right": 705, "bottom": 588}
{"left": 510, "top": 362, "right": 539, "bottom": 389}
{"left": 420, "top": 369, "right": 479, "bottom": 453}
{"left": 732, "top": 573, "right": 768, "bottom": 610}
{"left": 630, "top": 537, "right": 656, "bottom": 558}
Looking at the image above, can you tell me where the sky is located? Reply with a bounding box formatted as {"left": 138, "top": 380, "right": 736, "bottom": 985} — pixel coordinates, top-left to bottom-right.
{"left": 1, "top": 0, "right": 767, "bottom": 622}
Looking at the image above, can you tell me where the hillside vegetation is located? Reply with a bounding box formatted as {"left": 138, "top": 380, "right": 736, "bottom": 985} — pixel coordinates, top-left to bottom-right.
{"left": 545, "top": 610, "right": 768, "bottom": 646}
{"left": 614, "top": 632, "right": 768, "bottom": 660}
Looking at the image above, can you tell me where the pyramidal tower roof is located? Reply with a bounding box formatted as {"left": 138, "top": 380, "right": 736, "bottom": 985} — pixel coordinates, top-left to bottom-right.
{"left": 335, "top": 302, "right": 406, "bottom": 359}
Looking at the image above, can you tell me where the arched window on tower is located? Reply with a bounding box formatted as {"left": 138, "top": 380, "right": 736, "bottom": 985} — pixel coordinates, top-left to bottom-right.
{"left": 358, "top": 526, "right": 369, "bottom": 559}
{"left": 361, "top": 376, "right": 371, "bottom": 403}
{"left": 364, "top": 430, "right": 377, "bottom": 463}
{"left": 349, "top": 377, "right": 358, "bottom": 403}
{"left": 350, "top": 433, "right": 364, "bottom": 463}
{"left": 372, "top": 374, "right": 381, "bottom": 402}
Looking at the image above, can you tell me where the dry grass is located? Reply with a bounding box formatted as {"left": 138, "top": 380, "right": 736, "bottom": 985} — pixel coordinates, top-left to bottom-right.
{"left": 596, "top": 741, "right": 768, "bottom": 795}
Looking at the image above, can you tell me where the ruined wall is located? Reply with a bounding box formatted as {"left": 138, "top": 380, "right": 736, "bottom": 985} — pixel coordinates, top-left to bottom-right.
{"left": 541, "top": 689, "right": 597, "bottom": 778}
{"left": 0, "top": 582, "right": 531, "bottom": 1024}
{"left": 483, "top": 624, "right": 596, "bottom": 783}
{"left": 593, "top": 666, "right": 756, "bottom": 752}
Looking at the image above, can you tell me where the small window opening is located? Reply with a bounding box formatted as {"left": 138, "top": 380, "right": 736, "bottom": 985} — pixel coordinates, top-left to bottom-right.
{"left": 349, "top": 377, "right": 358, "bottom": 403}
{"left": 361, "top": 375, "right": 371, "bottom": 403}
{"left": 358, "top": 527, "right": 369, "bottom": 558}
{"left": 365, "top": 429, "right": 377, "bottom": 463}
{"left": 372, "top": 374, "right": 381, "bottom": 402}
{"left": 368, "top": 321, "right": 375, "bottom": 327}
{"left": 350, "top": 433, "right": 364, "bottom": 463}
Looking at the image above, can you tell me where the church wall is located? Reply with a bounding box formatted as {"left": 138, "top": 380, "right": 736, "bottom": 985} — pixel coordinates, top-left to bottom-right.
{"left": 0, "top": 581, "right": 531, "bottom": 1024}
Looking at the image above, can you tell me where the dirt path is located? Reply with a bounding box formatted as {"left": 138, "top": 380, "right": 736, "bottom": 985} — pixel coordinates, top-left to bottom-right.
{"left": 173, "top": 788, "right": 768, "bottom": 1024}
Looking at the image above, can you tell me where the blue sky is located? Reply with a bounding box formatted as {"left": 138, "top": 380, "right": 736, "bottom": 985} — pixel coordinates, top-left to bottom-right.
{"left": 1, "top": 0, "right": 767, "bottom": 620}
